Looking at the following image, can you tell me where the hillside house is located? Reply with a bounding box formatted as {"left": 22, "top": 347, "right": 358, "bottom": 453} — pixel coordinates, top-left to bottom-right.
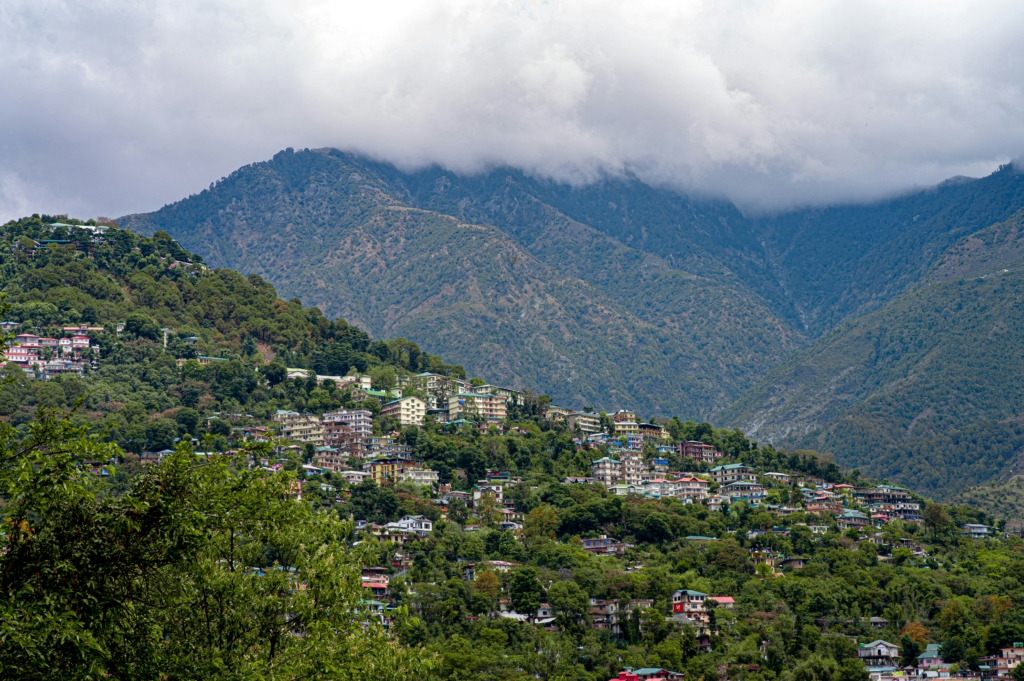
{"left": 710, "top": 463, "right": 758, "bottom": 484}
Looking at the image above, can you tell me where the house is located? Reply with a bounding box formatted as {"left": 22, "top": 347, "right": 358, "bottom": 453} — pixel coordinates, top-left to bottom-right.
{"left": 563, "top": 476, "right": 597, "bottom": 484}
{"left": 473, "top": 483, "right": 504, "bottom": 505}
{"left": 582, "top": 535, "right": 633, "bottom": 555}
{"left": 917, "top": 644, "right": 946, "bottom": 669}
{"left": 630, "top": 669, "right": 684, "bottom": 681}
{"left": 677, "top": 440, "right": 723, "bottom": 463}
{"left": 380, "top": 396, "right": 426, "bottom": 426}
{"left": 710, "top": 463, "right": 758, "bottom": 484}
{"left": 978, "top": 643, "right": 1024, "bottom": 677}
{"left": 589, "top": 598, "right": 621, "bottom": 635}
{"left": 395, "top": 467, "right": 439, "bottom": 486}
{"left": 312, "top": 446, "right": 349, "bottom": 473}
{"left": 962, "top": 524, "right": 991, "bottom": 539}
{"left": 706, "top": 495, "right": 726, "bottom": 511}
{"left": 336, "top": 470, "right": 370, "bottom": 485}
{"left": 651, "top": 458, "right": 670, "bottom": 474}
{"left": 368, "top": 459, "right": 424, "bottom": 486}
{"left": 763, "top": 472, "right": 790, "bottom": 483}
{"left": 387, "top": 515, "right": 433, "bottom": 537}
{"left": 674, "top": 476, "right": 711, "bottom": 501}
{"left": 858, "top": 640, "right": 900, "bottom": 667}
{"left": 322, "top": 409, "right": 374, "bottom": 439}
{"left": 837, "top": 510, "right": 870, "bottom": 530}
{"left": 720, "top": 480, "right": 765, "bottom": 504}
{"left": 611, "top": 410, "right": 640, "bottom": 435}
{"left": 780, "top": 556, "right": 808, "bottom": 570}
{"left": 671, "top": 590, "right": 709, "bottom": 622}
{"left": 707, "top": 596, "right": 735, "bottom": 610}
{"left": 638, "top": 422, "right": 669, "bottom": 442}
{"left": 591, "top": 456, "right": 623, "bottom": 487}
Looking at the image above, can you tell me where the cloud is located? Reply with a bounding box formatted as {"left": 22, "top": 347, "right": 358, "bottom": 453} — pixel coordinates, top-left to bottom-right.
{"left": 1, "top": 0, "right": 1023, "bottom": 219}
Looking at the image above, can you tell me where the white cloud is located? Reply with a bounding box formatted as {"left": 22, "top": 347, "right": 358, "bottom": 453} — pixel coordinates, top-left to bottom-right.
{"left": 1, "top": 0, "right": 1023, "bottom": 219}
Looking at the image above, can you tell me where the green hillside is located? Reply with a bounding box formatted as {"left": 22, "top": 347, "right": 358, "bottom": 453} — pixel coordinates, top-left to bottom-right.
{"left": 0, "top": 215, "right": 464, "bottom": 452}
{"left": 722, "top": 211, "right": 1024, "bottom": 500}
{"left": 121, "top": 148, "right": 805, "bottom": 417}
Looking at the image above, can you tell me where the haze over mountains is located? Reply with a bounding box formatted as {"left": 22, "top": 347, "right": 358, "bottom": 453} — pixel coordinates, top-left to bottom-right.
{"left": 122, "top": 148, "right": 1024, "bottom": 502}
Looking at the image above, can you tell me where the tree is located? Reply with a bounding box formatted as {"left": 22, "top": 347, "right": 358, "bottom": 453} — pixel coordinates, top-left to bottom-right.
{"left": 524, "top": 504, "right": 559, "bottom": 541}
{"left": 124, "top": 312, "right": 160, "bottom": 341}
{"left": 0, "top": 411, "right": 437, "bottom": 680}
{"left": 79, "top": 305, "right": 98, "bottom": 323}
{"left": 547, "top": 580, "right": 589, "bottom": 638}
{"left": 145, "top": 417, "right": 179, "bottom": 450}
{"left": 508, "top": 567, "right": 544, "bottom": 616}
{"left": 263, "top": 361, "right": 286, "bottom": 386}
{"left": 175, "top": 407, "right": 200, "bottom": 435}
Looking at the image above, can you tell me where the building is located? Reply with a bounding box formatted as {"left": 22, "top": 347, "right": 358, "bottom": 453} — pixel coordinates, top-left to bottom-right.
{"left": 589, "top": 598, "right": 621, "bottom": 635}
{"left": 671, "top": 590, "right": 709, "bottom": 623}
{"left": 448, "top": 392, "right": 507, "bottom": 423}
{"left": 581, "top": 535, "right": 632, "bottom": 555}
{"left": 312, "top": 446, "right": 349, "bottom": 473}
{"left": 677, "top": 441, "right": 721, "bottom": 463}
{"left": 396, "top": 467, "right": 439, "bottom": 486}
{"left": 763, "top": 472, "right": 790, "bottom": 483}
{"left": 322, "top": 421, "right": 363, "bottom": 455}
{"left": 916, "top": 644, "right": 945, "bottom": 669}
{"left": 710, "top": 463, "right": 758, "bottom": 484}
{"left": 611, "top": 411, "right": 640, "bottom": 436}
{"left": 386, "top": 515, "right": 433, "bottom": 537}
{"left": 322, "top": 409, "right": 373, "bottom": 438}
{"left": 836, "top": 510, "right": 870, "bottom": 530}
{"left": 591, "top": 457, "right": 622, "bottom": 487}
{"left": 381, "top": 396, "right": 426, "bottom": 426}
{"left": 638, "top": 422, "right": 669, "bottom": 442}
{"left": 858, "top": 640, "right": 900, "bottom": 667}
{"left": 621, "top": 452, "right": 645, "bottom": 486}
{"left": 978, "top": 645, "right": 1024, "bottom": 677}
{"left": 674, "top": 476, "right": 711, "bottom": 501}
{"left": 565, "top": 411, "right": 602, "bottom": 435}
{"left": 369, "top": 458, "right": 424, "bottom": 486}
{"left": 720, "top": 481, "right": 765, "bottom": 505}
{"left": 962, "top": 524, "right": 991, "bottom": 539}
{"left": 337, "top": 470, "right": 371, "bottom": 485}
{"left": 275, "top": 412, "right": 324, "bottom": 445}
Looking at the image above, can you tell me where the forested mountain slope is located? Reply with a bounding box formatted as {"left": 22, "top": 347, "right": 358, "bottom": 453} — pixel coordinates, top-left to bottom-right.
{"left": 721, "top": 210, "right": 1024, "bottom": 499}
{"left": 121, "top": 148, "right": 804, "bottom": 417}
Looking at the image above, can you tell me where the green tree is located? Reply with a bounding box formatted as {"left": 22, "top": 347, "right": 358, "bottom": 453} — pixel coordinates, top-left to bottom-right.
{"left": 124, "top": 312, "right": 160, "bottom": 341}
{"left": 547, "top": 580, "right": 589, "bottom": 638}
{"left": 175, "top": 407, "right": 201, "bottom": 435}
{"left": 0, "top": 411, "right": 436, "bottom": 680}
{"left": 508, "top": 567, "right": 544, "bottom": 616}
{"left": 145, "top": 417, "right": 179, "bottom": 450}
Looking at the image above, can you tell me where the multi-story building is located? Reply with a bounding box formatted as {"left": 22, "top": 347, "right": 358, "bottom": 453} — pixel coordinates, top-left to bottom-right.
{"left": 274, "top": 411, "right": 324, "bottom": 445}
{"left": 620, "top": 452, "right": 645, "bottom": 486}
{"left": 449, "top": 392, "right": 507, "bottom": 423}
{"left": 381, "top": 396, "right": 426, "bottom": 426}
{"left": 322, "top": 421, "right": 363, "bottom": 456}
{"left": 674, "top": 476, "right": 711, "bottom": 501}
{"left": 638, "top": 422, "right": 669, "bottom": 442}
{"left": 368, "top": 458, "right": 424, "bottom": 486}
{"left": 563, "top": 411, "right": 601, "bottom": 434}
{"left": 591, "top": 457, "right": 622, "bottom": 487}
{"left": 611, "top": 410, "right": 640, "bottom": 436}
{"left": 323, "top": 409, "right": 374, "bottom": 438}
{"left": 720, "top": 481, "right": 765, "bottom": 505}
{"left": 677, "top": 441, "right": 722, "bottom": 463}
{"left": 588, "top": 599, "right": 621, "bottom": 635}
{"left": 979, "top": 643, "right": 1024, "bottom": 677}
{"left": 671, "top": 590, "right": 709, "bottom": 623}
{"left": 312, "top": 446, "right": 349, "bottom": 473}
{"left": 396, "top": 467, "right": 439, "bottom": 486}
{"left": 710, "top": 463, "right": 758, "bottom": 484}
{"left": 473, "top": 483, "right": 505, "bottom": 505}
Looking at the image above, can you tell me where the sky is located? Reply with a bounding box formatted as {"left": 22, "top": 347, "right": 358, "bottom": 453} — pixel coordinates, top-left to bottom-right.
{"left": 2, "top": 0, "right": 1024, "bottom": 221}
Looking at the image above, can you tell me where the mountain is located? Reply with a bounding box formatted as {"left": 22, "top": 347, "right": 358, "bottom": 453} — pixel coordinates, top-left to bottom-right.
{"left": 121, "top": 149, "right": 1024, "bottom": 503}
{"left": 722, "top": 210, "right": 1024, "bottom": 499}
{"left": 121, "top": 148, "right": 805, "bottom": 418}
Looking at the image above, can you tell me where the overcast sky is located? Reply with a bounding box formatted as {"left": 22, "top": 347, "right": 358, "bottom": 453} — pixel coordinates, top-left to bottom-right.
{"left": 2, "top": 0, "right": 1023, "bottom": 221}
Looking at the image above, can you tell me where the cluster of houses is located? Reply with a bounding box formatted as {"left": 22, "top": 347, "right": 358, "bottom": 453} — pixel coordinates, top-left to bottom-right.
{"left": 604, "top": 641, "right": 1024, "bottom": 681}
{"left": 1, "top": 324, "right": 104, "bottom": 379}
